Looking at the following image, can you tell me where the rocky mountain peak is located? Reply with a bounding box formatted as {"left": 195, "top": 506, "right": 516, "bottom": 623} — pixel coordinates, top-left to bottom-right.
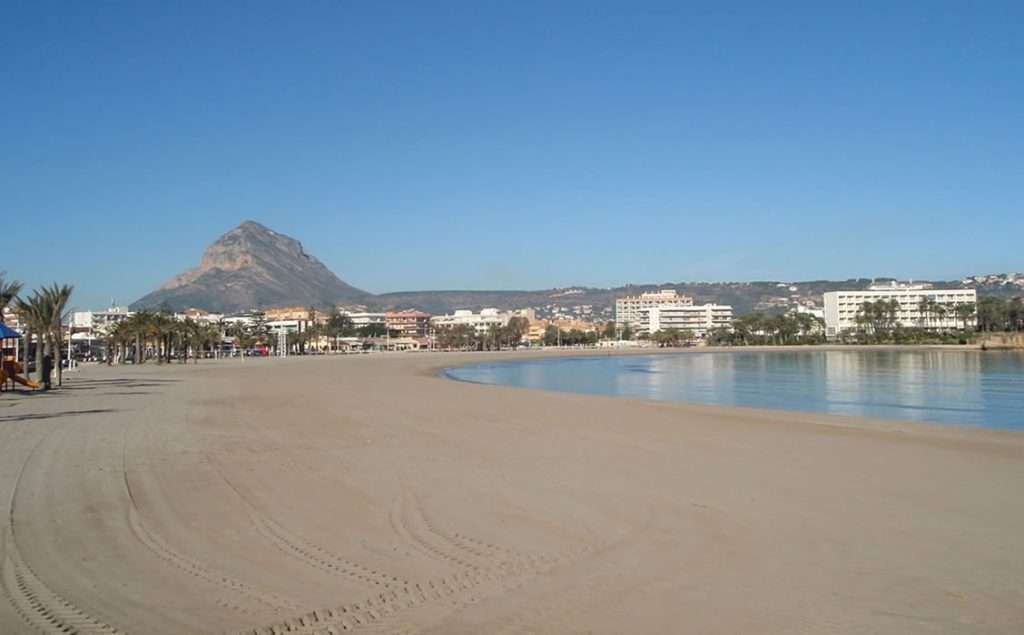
{"left": 132, "top": 221, "right": 370, "bottom": 313}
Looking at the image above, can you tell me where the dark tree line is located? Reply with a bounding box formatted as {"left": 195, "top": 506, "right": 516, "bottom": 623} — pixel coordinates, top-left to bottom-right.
{"left": 434, "top": 317, "right": 531, "bottom": 350}
{"left": 976, "top": 297, "right": 1024, "bottom": 332}
{"left": 706, "top": 312, "right": 825, "bottom": 346}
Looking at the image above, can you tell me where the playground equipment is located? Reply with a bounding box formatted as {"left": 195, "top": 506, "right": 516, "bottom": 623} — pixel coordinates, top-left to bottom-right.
{"left": 1, "top": 323, "right": 40, "bottom": 391}
{"left": 1, "top": 360, "right": 41, "bottom": 390}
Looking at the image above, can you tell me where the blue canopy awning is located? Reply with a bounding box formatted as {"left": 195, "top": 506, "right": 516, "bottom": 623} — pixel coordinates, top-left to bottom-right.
{"left": 0, "top": 323, "right": 22, "bottom": 339}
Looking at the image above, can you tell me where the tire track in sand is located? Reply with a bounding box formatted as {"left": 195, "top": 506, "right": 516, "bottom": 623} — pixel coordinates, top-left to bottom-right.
{"left": 121, "top": 426, "right": 304, "bottom": 616}
{"left": 409, "top": 491, "right": 561, "bottom": 575}
{"left": 0, "top": 423, "right": 124, "bottom": 633}
{"left": 241, "top": 490, "right": 574, "bottom": 635}
{"left": 208, "top": 456, "right": 405, "bottom": 591}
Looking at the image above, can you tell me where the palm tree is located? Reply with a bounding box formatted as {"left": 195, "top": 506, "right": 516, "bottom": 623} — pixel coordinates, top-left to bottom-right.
{"left": 128, "top": 313, "right": 146, "bottom": 363}
{"left": 485, "top": 324, "right": 501, "bottom": 350}
{"left": 181, "top": 318, "right": 217, "bottom": 363}
{"left": 0, "top": 273, "right": 23, "bottom": 323}
{"left": 40, "top": 283, "right": 74, "bottom": 386}
{"left": 954, "top": 302, "right": 976, "bottom": 331}
{"left": 213, "top": 319, "right": 227, "bottom": 358}
{"left": 15, "top": 291, "right": 51, "bottom": 384}
{"left": 117, "top": 311, "right": 154, "bottom": 364}
{"left": 933, "top": 304, "right": 948, "bottom": 332}
{"left": 1, "top": 274, "right": 26, "bottom": 365}
{"left": 855, "top": 302, "right": 875, "bottom": 336}
{"left": 1009, "top": 299, "right": 1023, "bottom": 332}
{"left": 917, "top": 297, "right": 931, "bottom": 329}
{"left": 107, "top": 320, "right": 126, "bottom": 364}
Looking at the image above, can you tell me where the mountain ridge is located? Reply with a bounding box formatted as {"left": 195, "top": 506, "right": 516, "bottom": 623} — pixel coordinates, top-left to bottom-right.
{"left": 133, "top": 222, "right": 1020, "bottom": 315}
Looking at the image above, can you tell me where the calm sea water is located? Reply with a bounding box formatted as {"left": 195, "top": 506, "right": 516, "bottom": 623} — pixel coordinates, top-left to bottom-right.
{"left": 445, "top": 351, "right": 1024, "bottom": 430}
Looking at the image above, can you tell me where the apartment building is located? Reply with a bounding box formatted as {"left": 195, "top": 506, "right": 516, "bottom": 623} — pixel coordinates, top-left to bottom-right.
{"left": 638, "top": 304, "right": 734, "bottom": 337}
{"left": 385, "top": 311, "right": 432, "bottom": 338}
{"left": 615, "top": 290, "right": 693, "bottom": 329}
{"left": 823, "top": 283, "right": 977, "bottom": 337}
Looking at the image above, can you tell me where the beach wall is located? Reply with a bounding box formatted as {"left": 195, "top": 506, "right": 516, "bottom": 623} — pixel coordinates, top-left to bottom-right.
{"left": 981, "top": 332, "right": 1024, "bottom": 349}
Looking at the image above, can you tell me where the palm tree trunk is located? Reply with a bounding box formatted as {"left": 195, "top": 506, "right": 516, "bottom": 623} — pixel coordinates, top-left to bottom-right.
{"left": 23, "top": 328, "right": 32, "bottom": 380}
{"left": 54, "top": 331, "right": 63, "bottom": 387}
{"left": 34, "top": 333, "right": 44, "bottom": 384}
{"left": 42, "top": 338, "right": 52, "bottom": 388}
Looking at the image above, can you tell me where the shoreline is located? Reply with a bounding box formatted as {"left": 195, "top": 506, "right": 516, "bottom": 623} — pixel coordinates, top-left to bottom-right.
{"left": 426, "top": 346, "right": 1024, "bottom": 443}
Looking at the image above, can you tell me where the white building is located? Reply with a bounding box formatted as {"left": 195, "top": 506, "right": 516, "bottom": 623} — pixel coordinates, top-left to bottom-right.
{"left": 431, "top": 308, "right": 517, "bottom": 335}
{"left": 70, "top": 306, "right": 134, "bottom": 337}
{"left": 638, "top": 304, "right": 733, "bottom": 337}
{"left": 823, "top": 283, "right": 977, "bottom": 337}
{"left": 266, "top": 319, "right": 309, "bottom": 335}
{"left": 793, "top": 304, "right": 825, "bottom": 321}
{"left": 221, "top": 314, "right": 256, "bottom": 329}
{"left": 615, "top": 290, "right": 693, "bottom": 329}
{"left": 2, "top": 307, "right": 23, "bottom": 331}
{"left": 344, "top": 312, "right": 386, "bottom": 328}
{"left": 173, "top": 309, "right": 224, "bottom": 324}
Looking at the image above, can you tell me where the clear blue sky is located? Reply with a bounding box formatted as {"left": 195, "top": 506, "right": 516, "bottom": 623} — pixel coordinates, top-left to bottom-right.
{"left": 3, "top": 2, "right": 1021, "bottom": 309}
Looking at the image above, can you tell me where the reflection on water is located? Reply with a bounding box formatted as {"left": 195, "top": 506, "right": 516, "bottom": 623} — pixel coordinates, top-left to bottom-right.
{"left": 446, "top": 351, "right": 1024, "bottom": 430}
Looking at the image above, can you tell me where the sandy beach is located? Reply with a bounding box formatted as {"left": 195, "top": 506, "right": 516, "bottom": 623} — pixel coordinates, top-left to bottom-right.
{"left": 1, "top": 350, "right": 1022, "bottom": 634}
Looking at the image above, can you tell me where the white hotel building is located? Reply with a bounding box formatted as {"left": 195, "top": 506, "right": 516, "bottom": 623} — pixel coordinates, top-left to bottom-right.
{"left": 823, "top": 283, "right": 977, "bottom": 338}
{"left": 638, "top": 304, "right": 734, "bottom": 337}
{"left": 615, "top": 290, "right": 693, "bottom": 330}
{"left": 431, "top": 308, "right": 514, "bottom": 335}
{"left": 70, "top": 306, "right": 134, "bottom": 337}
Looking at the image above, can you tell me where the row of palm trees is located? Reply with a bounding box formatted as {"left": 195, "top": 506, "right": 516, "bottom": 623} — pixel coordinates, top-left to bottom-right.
{"left": 0, "top": 273, "right": 74, "bottom": 387}
{"left": 976, "top": 297, "right": 1024, "bottom": 332}
{"left": 433, "top": 317, "right": 532, "bottom": 350}
{"left": 107, "top": 311, "right": 224, "bottom": 364}
{"left": 646, "top": 328, "right": 696, "bottom": 347}
{"left": 855, "top": 299, "right": 977, "bottom": 333}
{"left": 917, "top": 298, "right": 976, "bottom": 330}
{"left": 707, "top": 312, "right": 825, "bottom": 346}
{"left": 844, "top": 299, "right": 980, "bottom": 344}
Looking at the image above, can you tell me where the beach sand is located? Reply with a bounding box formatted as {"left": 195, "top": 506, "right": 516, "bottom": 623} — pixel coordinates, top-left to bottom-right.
{"left": 1, "top": 350, "right": 1022, "bottom": 634}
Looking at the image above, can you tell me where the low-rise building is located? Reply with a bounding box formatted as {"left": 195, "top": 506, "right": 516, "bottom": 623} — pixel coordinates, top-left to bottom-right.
{"left": 823, "top": 283, "right": 977, "bottom": 337}
{"left": 793, "top": 304, "right": 825, "bottom": 321}
{"left": 344, "top": 312, "right": 386, "bottom": 328}
{"left": 221, "top": 313, "right": 259, "bottom": 330}
{"left": 431, "top": 308, "right": 511, "bottom": 335}
{"left": 431, "top": 308, "right": 535, "bottom": 336}
{"left": 523, "top": 318, "right": 599, "bottom": 345}
{"left": 173, "top": 308, "right": 225, "bottom": 324}
{"left": 638, "top": 304, "right": 733, "bottom": 337}
{"left": 264, "top": 307, "right": 323, "bottom": 322}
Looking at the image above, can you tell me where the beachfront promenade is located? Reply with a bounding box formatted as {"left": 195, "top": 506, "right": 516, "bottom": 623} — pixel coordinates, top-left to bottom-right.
{"left": 1, "top": 351, "right": 1021, "bottom": 634}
